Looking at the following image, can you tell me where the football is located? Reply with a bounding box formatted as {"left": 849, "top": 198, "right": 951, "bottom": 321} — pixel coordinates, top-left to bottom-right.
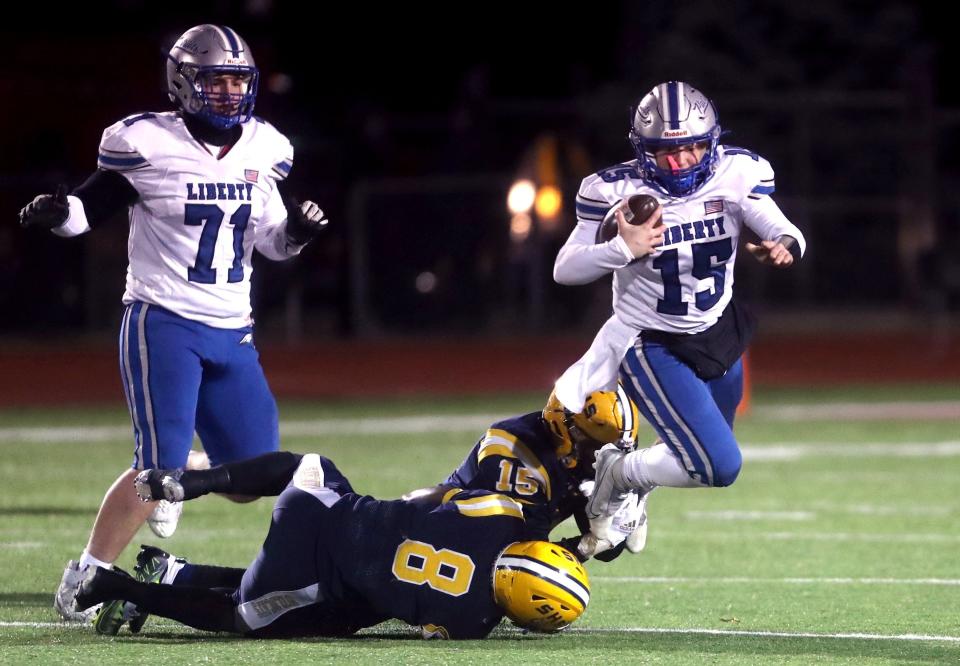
{"left": 595, "top": 194, "right": 660, "bottom": 243}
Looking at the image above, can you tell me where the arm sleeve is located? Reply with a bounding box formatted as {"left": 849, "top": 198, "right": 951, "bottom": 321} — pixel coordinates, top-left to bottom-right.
{"left": 554, "top": 222, "right": 635, "bottom": 284}
{"left": 739, "top": 157, "right": 807, "bottom": 258}
{"left": 254, "top": 135, "right": 305, "bottom": 260}
{"left": 253, "top": 183, "right": 307, "bottom": 261}
{"left": 741, "top": 196, "right": 806, "bottom": 258}
{"left": 553, "top": 179, "right": 634, "bottom": 285}
{"left": 69, "top": 169, "right": 139, "bottom": 227}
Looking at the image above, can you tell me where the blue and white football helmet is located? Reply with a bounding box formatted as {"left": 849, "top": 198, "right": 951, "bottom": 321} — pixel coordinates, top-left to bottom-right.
{"left": 628, "top": 81, "right": 721, "bottom": 197}
{"left": 166, "top": 24, "right": 259, "bottom": 130}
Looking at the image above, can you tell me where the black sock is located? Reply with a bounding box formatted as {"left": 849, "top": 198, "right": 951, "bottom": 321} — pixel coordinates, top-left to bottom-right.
{"left": 175, "top": 563, "right": 245, "bottom": 589}
{"left": 223, "top": 451, "right": 304, "bottom": 496}
{"left": 80, "top": 569, "right": 238, "bottom": 633}
{"left": 132, "top": 583, "right": 238, "bottom": 633}
{"left": 182, "top": 451, "right": 304, "bottom": 498}
{"left": 178, "top": 466, "right": 231, "bottom": 499}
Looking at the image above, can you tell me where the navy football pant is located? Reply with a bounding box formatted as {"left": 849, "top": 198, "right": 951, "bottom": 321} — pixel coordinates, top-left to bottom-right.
{"left": 235, "top": 456, "right": 375, "bottom": 636}
{"left": 118, "top": 302, "right": 279, "bottom": 470}
{"left": 620, "top": 339, "right": 744, "bottom": 487}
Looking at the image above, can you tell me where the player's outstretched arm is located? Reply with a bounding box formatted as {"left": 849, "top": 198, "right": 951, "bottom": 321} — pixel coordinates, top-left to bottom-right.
{"left": 19, "top": 171, "right": 138, "bottom": 235}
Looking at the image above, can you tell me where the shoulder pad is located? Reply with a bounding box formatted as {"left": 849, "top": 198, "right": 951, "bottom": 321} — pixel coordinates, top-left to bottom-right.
{"left": 717, "top": 145, "right": 776, "bottom": 199}
{"left": 98, "top": 114, "right": 162, "bottom": 172}
{"left": 253, "top": 120, "right": 294, "bottom": 181}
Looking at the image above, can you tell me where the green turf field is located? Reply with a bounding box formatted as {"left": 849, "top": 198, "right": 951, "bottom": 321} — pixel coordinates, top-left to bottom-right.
{"left": 1, "top": 385, "right": 958, "bottom": 664}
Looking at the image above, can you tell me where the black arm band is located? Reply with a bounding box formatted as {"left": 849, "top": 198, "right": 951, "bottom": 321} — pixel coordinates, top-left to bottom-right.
{"left": 71, "top": 169, "right": 139, "bottom": 227}
{"left": 776, "top": 235, "right": 802, "bottom": 263}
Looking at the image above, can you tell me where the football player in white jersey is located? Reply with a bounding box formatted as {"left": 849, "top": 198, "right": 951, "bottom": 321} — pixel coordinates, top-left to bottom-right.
{"left": 551, "top": 81, "right": 806, "bottom": 555}
{"left": 18, "top": 25, "right": 329, "bottom": 622}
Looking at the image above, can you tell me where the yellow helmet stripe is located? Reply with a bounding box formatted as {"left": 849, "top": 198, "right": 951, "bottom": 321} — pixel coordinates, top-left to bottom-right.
{"left": 477, "top": 430, "right": 552, "bottom": 500}
{"left": 496, "top": 555, "right": 590, "bottom": 608}
{"left": 453, "top": 494, "right": 525, "bottom": 519}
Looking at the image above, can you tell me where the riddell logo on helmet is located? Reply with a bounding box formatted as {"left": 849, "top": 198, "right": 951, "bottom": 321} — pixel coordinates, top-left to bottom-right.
{"left": 662, "top": 130, "right": 690, "bottom": 138}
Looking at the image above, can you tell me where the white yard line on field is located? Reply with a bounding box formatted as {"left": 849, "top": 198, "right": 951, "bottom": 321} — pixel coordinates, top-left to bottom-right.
{"left": 10, "top": 428, "right": 957, "bottom": 462}
{"left": 569, "top": 627, "right": 960, "bottom": 643}
{"left": 754, "top": 401, "right": 960, "bottom": 421}
{"left": 0, "top": 407, "right": 958, "bottom": 449}
{"left": 684, "top": 510, "right": 815, "bottom": 521}
{"left": 0, "top": 415, "right": 502, "bottom": 443}
{"left": 2, "top": 621, "right": 958, "bottom": 643}
{"left": 742, "top": 441, "right": 960, "bottom": 461}
{"left": 592, "top": 576, "right": 960, "bottom": 586}
{"left": 656, "top": 530, "right": 960, "bottom": 544}
{"left": 807, "top": 501, "right": 953, "bottom": 517}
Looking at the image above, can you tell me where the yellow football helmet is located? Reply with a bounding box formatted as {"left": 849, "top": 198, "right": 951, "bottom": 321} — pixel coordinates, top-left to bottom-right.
{"left": 542, "top": 385, "right": 640, "bottom": 467}
{"left": 493, "top": 540, "right": 590, "bottom": 633}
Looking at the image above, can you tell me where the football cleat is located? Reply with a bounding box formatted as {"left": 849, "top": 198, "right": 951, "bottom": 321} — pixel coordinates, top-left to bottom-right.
{"left": 124, "top": 544, "right": 185, "bottom": 634}
{"left": 88, "top": 567, "right": 136, "bottom": 636}
{"left": 624, "top": 490, "right": 651, "bottom": 553}
{"left": 147, "top": 500, "right": 183, "bottom": 539}
{"left": 584, "top": 444, "right": 631, "bottom": 540}
{"left": 93, "top": 599, "right": 140, "bottom": 636}
{"left": 54, "top": 560, "right": 100, "bottom": 622}
{"left": 493, "top": 541, "right": 590, "bottom": 633}
{"left": 134, "top": 544, "right": 182, "bottom": 585}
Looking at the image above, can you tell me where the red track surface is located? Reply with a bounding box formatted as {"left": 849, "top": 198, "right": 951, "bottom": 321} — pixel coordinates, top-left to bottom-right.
{"left": 2, "top": 333, "right": 957, "bottom": 407}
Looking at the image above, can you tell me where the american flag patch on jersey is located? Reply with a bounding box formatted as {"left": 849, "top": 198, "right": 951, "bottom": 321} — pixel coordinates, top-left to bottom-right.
{"left": 704, "top": 199, "right": 724, "bottom": 214}
{"left": 244, "top": 169, "right": 259, "bottom": 183}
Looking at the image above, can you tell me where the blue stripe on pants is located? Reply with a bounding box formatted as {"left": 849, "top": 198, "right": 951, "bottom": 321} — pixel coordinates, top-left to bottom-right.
{"left": 620, "top": 340, "right": 743, "bottom": 487}
{"left": 119, "top": 303, "right": 158, "bottom": 469}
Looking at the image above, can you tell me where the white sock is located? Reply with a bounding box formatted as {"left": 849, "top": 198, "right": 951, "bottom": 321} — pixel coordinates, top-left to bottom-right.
{"left": 78, "top": 551, "right": 113, "bottom": 570}
{"left": 621, "top": 442, "right": 705, "bottom": 490}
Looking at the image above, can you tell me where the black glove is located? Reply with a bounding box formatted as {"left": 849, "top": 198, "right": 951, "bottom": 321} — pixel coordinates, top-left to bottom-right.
{"left": 19, "top": 184, "right": 70, "bottom": 229}
{"left": 555, "top": 534, "right": 626, "bottom": 563}
{"left": 285, "top": 198, "right": 328, "bottom": 244}
{"left": 593, "top": 540, "right": 627, "bottom": 562}
{"left": 554, "top": 536, "right": 590, "bottom": 563}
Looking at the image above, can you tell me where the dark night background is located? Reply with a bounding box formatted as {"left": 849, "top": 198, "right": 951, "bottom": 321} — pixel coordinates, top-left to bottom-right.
{"left": 2, "top": 1, "right": 958, "bottom": 346}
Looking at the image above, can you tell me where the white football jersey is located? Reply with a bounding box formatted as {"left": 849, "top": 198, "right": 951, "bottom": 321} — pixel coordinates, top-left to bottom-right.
{"left": 555, "top": 145, "right": 806, "bottom": 334}
{"left": 97, "top": 111, "right": 301, "bottom": 328}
